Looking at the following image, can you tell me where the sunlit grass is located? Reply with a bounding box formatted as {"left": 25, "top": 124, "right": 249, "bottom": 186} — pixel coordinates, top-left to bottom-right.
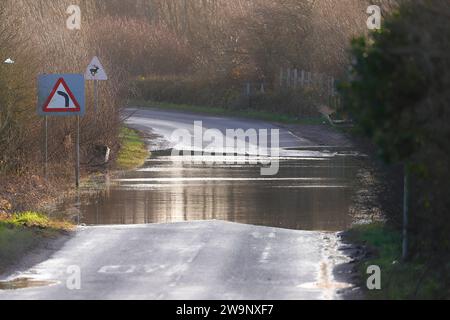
{"left": 348, "top": 223, "right": 445, "bottom": 300}
{"left": 116, "top": 127, "right": 149, "bottom": 170}
{"left": 0, "top": 212, "right": 74, "bottom": 231}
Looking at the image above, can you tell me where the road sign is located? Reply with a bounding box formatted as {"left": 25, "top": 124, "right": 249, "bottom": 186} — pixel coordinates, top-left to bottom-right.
{"left": 85, "top": 56, "right": 108, "bottom": 81}
{"left": 43, "top": 78, "right": 80, "bottom": 112}
{"left": 38, "top": 74, "right": 85, "bottom": 117}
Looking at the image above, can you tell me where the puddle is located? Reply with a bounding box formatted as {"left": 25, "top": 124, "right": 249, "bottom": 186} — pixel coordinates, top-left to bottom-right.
{"left": 54, "top": 153, "right": 361, "bottom": 231}
{"left": 0, "top": 278, "right": 57, "bottom": 290}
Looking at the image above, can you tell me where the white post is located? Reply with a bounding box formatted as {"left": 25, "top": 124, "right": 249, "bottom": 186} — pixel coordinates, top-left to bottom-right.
{"left": 300, "top": 70, "right": 305, "bottom": 87}
{"left": 280, "top": 68, "right": 284, "bottom": 88}
{"left": 293, "top": 69, "right": 298, "bottom": 88}
{"left": 246, "top": 82, "right": 252, "bottom": 109}
{"left": 287, "top": 68, "right": 291, "bottom": 88}
{"left": 402, "top": 168, "right": 410, "bottom": 261}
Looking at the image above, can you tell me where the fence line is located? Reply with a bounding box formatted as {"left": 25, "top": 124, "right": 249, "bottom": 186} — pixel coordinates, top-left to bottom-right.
{"left": 279, "top": 67, "right": 338, "bottom": 97}
{"left": 241, "top": 68, "right": 338, "bottom": 97}
{"left": 240, "top": 68, "right": 341, "bottom": 112}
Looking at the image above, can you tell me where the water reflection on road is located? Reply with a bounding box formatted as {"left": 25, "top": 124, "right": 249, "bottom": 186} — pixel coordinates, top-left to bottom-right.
{"left": 70, "top": 152, "right": 359, "bottom": 231}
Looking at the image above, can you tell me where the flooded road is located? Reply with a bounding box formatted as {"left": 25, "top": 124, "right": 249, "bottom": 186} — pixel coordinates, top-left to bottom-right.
{"left": 1, "top": 109, "right": 361, "bottom": 300}
{"left": 56, "top": 108, "right": 360, "bottom": 231}
{"left": 77, "top": 154, "right": 357, "bottom": 231}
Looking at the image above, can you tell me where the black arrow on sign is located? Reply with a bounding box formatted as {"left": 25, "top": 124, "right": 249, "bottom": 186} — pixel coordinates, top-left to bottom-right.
{"left": 57, "top": 91, "right": 70, "bottom": 108}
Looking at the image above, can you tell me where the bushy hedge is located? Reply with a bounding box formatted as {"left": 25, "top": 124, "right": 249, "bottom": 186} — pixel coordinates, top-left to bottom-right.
{"left": 341, "top": 0, "right": 450, "bottom": 264}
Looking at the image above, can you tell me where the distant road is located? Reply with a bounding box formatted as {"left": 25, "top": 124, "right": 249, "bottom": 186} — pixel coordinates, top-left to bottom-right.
{"left": 124, "top": 107, "right": 313, "bottom": 151}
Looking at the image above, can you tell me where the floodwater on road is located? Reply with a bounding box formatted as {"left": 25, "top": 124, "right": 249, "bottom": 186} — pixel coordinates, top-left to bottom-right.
{"left": 58, "top": 151, "right": 360, "bottom": 232}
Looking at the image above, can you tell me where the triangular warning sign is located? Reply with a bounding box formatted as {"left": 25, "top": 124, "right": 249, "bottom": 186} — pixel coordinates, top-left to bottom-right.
{"left": 85, "top": 56, "right": 108, "bottom": 81}
{"left": 42, "top": 78, "right": 81, "bottom": 112}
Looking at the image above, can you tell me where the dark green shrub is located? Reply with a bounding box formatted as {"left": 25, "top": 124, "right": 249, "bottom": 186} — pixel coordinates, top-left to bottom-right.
{"left": 340, "top": 0, "right": 450, "bottom": 261}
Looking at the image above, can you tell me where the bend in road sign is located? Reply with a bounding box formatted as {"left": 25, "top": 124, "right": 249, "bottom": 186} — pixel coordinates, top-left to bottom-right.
{"left": 42, "top": 78, "right": 80, "bottom": 112}
{"left": 85, "top": 56, "right": 108, "bottom": 81}
{"left": 38, "top": 74, "right": 85, "bottom": 117}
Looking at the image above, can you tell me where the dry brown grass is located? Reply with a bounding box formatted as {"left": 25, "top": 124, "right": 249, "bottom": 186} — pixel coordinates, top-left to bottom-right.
{"left": 0, "top": 2, "right": 125, "bottom": 168}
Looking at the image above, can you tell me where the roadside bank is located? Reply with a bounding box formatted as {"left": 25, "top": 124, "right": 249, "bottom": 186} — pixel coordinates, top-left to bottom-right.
{"left": 0, "top": 212, "right": 74, "bottom": 275}
{"left": 0, "top": 126, "right": 150, "bottom": 276}
{"left": 337, "top": 134, "right": 449, "bottom": 300}
{"left": 342, "top": 223, "right": 447, "bottom": 300}
{"left": 116, "top": 127, "right": 150, "bottom": 170}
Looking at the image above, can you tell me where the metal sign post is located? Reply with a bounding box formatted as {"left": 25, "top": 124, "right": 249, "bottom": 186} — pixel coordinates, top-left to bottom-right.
{"left": 38, "top": 74, "right": 85, "bottom": 188}
{"left": 76, "top": 115, "right": 80, "bottom": 188}
{"left": 43, "top": 116, "right": 48, "bottom": 180}
{"left": 94, "top": 80, "right": 99, "bottom": 113}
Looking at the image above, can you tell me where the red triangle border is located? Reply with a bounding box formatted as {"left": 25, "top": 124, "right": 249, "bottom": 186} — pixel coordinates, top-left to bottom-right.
{"left": 42, "top": 78, "right": 81, "bottom": 113}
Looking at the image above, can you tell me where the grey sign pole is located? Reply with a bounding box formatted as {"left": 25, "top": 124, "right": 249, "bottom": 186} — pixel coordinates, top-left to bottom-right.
{"left": 44, "top": 116, "right": 48, "bottom": 180}
{"left": 76, "top": 115, "right": 80, "bottom": 188}
{"left": 94, "top": 80, "right": 99, "bottom": 113}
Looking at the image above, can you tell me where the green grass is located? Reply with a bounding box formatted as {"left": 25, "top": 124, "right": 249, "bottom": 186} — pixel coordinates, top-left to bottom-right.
{"left": 131, "top": 100, "right": 327, "bottom": 125}
{"left": 1, "top": 212, "right": 74, "bottom": 231}
{"left": 347, "top": 223, "right": 445, "bottom": 299}
{"left": 116, "top": 127, "right": 149, "bottom": 170}
{"left": 9, "top": 212, "right": 52, "bottom": 228}
{"left": 0, "top": 212, "right": 74, "bottom": 274}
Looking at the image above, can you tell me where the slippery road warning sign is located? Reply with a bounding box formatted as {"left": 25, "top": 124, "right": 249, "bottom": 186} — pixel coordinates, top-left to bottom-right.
{"left": 38, "top": 74, "right": 85, "bottom": 116}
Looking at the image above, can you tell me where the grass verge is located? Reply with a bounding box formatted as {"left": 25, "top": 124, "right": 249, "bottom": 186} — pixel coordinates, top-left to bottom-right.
{"left": 130, "top": 100, "right": 327, "bottom": 125}
{"left": 347, "top": 223, "right": 446, "bottom": 299}
{"left": 116, "top": 127, "right": 149, "bottom": 170}
{"left": 0, "top": 212, "right": 74, "bottom": 274}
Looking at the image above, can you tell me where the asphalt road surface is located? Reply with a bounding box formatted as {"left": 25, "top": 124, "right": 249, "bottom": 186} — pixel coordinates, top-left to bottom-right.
{"left": 0, "top": 221, "right": 351, "bottom": 300}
